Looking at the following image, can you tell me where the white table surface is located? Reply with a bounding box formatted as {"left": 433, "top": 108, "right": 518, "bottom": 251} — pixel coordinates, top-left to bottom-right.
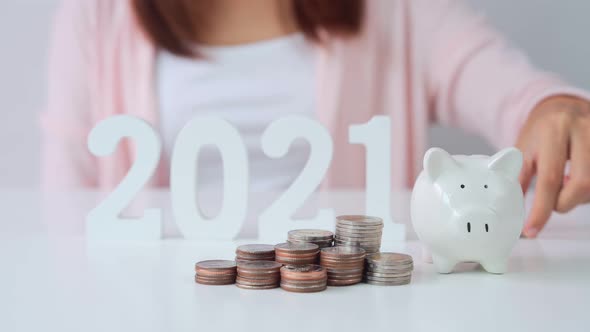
{"left": 1, "top": 190, "right": 589, "bottom": 332}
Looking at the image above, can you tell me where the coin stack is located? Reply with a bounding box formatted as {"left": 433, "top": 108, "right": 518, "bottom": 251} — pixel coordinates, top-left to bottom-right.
{"left": 195, "top": 260, "right": 237, "bottom": 285}
{"left": 280, "top": 265, "right": 328, "bottom": 293}
{"left": 274, "top": 242, "right": 320, "bottom": 266}
{"left": 235, "top": 244, "right": 276, "bottom": 262}
{"left": 364, "top": 253, "right": 414, "bottom": 286}
{"left": 335, "top": 215, "right": 384, "bottom": 254}
{"left": 320, "top": 247, "right": 366, "bottom": 286}
{"left": 236, "top": 261, "right": 282, "bottom": 290}
{"left": 287, "top": 229, "right": 334, "bottom": 249}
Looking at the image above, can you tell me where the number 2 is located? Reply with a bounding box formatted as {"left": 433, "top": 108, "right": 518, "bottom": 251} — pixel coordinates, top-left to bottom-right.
{"left": 258, "top": 116, "right": 335, "bottom": 240}
{"left": 86, "top": 115, "right": 162, "bottom": 240}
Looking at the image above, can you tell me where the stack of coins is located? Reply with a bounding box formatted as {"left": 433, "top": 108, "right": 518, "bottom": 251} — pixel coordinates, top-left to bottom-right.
{"left": 235, "top": 244, "right": 275, "bottom": 262}
{"left": 274, "top": 242, "right": 320, "bottom": 266}
{"left": 320, "top": 247, "right": 366, "bottom": 286}
{"left": 195, "top": 260, "right": 237, "bottom": 285}
{"left": 280, "top": 265, "right": 328, "bottom": 293}
{"left": 335, "top": 215, "right": 384, "bottom": 254}
{"left": 287, "top": 229, "right": 334, "bottom": 249}
{"left": 364, "top": 253, "right": 414, "bottom": 286}
{"left": 236, "top": 261, "right": 282, "bottom": 290}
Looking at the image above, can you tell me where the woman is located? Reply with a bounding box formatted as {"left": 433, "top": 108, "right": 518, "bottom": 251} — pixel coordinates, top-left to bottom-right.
{"left": 41, "top": 0, "right": 590, "bottom": 237}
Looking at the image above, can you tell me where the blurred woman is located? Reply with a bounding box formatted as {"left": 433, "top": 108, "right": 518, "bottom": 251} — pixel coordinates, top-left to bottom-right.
{"left": 41, "top": 0, "right": 590, "bottom": 237}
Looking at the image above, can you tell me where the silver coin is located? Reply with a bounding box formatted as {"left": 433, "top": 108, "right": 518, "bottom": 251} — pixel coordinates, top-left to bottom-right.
{"left": 366, "top": 252, "right": 413, "bottom": 265}
{"left": 336, "top": 215, "right": 383, "bottom": 226}
{"left": 334, "top": 243, "right": 381, "bottom": 249}
{"left": 335, "top": 228, "right": 383, "bottom": 234}
{"left": 336, "top": 224, "right": 384, "bottom": 230}
{"left": 335, "top": 232, "right": 382, "bottom": 238}
{"left": 335, "top": 239, "right": 381, "bottom": 244}
{"left": 235, "top": 244, "right": 276, "bottom": 255}
{"left": 288, "top": 229, "right": 334, "bottom": 240}
{"left": 195, "top": 260, "right": 237, "bottom": 270}
{"left": 367, "top": 266, "right": 413, "bottom": 271}
{"left": 365, "top": 274, "right": 412, "bottom": 282}
{"left": 335, "top": 236, "right": 382, "bottom": 241}
{"left": 274, "top": 242, "right": 319, "bottom": 253}
{"left": 334, "top": 231, "right": 382, "bottom": 237}
{"left": 287, "top": 240, "right": 333, "bottom": 248}
{"left": 365, "top": 261, "right": 414, "bottom": 268}
{"left": 321, "top": 246, "right": 366, "bottom": 257}
{"left": 365, "top": 278, "right": 411, "bottom": 286}
{"left": 366, "top": 267, "right": 414, "bottom": 275}
{"left": 336, "top": 223, "right": 383, "bottom": 228}
{"left": 365, "top": 271, "right": 412, "bottom": 278}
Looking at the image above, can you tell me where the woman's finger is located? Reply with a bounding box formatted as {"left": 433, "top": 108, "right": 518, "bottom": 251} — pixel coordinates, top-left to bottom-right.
{"left": 523, "top": 132, "right": 568, "bottom": 238}
{"left": 556, "top": 128, "right": 590, "bottom": 212}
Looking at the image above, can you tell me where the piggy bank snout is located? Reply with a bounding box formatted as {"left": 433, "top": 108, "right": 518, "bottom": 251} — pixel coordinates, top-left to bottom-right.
{"left": 452, "top": 207, "right": 498, "bottom": 235}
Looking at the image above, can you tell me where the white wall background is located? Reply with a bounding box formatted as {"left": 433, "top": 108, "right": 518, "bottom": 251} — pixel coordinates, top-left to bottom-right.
{"left": 0, "top": 0, "right": 588, "bottom": 187}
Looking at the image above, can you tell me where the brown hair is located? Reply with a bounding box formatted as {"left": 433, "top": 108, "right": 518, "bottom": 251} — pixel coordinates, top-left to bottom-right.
{"left": 132, "top": 0, "right": 364, "bottom": 56}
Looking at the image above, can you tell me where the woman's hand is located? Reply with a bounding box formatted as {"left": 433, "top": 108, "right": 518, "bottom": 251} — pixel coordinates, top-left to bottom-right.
{"left": 516, "top": 96, "right": 590, "bottom": 238}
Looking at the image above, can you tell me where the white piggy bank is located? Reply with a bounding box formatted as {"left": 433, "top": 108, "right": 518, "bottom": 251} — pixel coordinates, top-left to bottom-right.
{"left": 410, "top": 147, "right": 525, "bottom": 274}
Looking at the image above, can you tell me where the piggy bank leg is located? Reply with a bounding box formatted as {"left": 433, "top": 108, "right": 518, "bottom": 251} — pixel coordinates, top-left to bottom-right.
{"left": 432, "top": 254, "right": 456, "bottom": 274}
{"left": 480, "top": 259, "right": 508, "bottom": 274}
{"left": 422, "top": 246, "right": 433, "bottom": 263}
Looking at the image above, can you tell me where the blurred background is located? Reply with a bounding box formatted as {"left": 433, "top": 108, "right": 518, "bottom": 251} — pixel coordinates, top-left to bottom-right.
{"left": 0, "top": 0, "right": 589, "bottom": 188}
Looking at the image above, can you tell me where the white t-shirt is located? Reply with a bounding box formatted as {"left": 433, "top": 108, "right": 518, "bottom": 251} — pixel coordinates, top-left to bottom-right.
{"left": 157, "top": 34, "right": 314, "bottom": 191}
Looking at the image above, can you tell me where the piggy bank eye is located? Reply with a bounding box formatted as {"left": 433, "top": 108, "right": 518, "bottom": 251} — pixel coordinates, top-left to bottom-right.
{"left": 460, "top": 184, "right": 465, "bottom": 189}
{"left": 484, "top": 184, "right": 488, "bottom": 189}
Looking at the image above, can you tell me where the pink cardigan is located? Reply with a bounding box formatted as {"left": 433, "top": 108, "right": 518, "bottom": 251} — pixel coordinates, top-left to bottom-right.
{"left": 41, "top": 0, "right": 589, "bottom": 190}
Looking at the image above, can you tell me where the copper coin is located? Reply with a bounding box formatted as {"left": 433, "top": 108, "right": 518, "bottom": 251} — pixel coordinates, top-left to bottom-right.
{"left": 236, "top": 276, "right": 280, "bottom": 286}
{"left": 320, "top": 262, "right": 364, "bottom": 271}
{"left": 320, "top": 258, "right": 364, "bottom": 265}
{"left": 195, "top": 268, "right": 238, "bottom": 277}
{"left": 274, "top": 242, "right": 319, "bottom": 254}
{"left": 327, "top": 278, "right": 362, "bottom": 286}
{"left": 327, "top": 274, "right": 364, "bottom": 281}
{"left": 237, "top": 271, "right": 280, "bottom": 280}
{"left": 280, "top": 264, "right": 327, "bottom": 280}
{"left": 236, "top": 283, "right": 279, "bottom": 290}
{"left": 235, "top": 256, "right": 276, "bottom": 262}
{"left": 281, "top": 281, "right": 327, "bottom": 289}
{"left": 275, "top": 255, "right": 318, "bottom": 262}
{"left": 280, "top": 279, "right": 327, "bottom": 286}
{"left": 196, "top": 272, "right": 236, "bottom": 279}
{"left": 195, "top": 260, "right": 236, "bottom": 271}
{"left": 320, "top": 256, "right": 365, "bottom": 263}
{"left": 274, "top": 251, "right": 319, "bottom": 259}
{"left": 324, "top": 266, "right": 364, "bottom": 273}
{"left": 288, "top": 239, "right": 333, "bottom": 245}
{"left": 280, "top": 283, "right": 327, "bottom": 293}
{"left": 237, "top": 260, "right": 282, "bottom": 270}
{"left": 195, "top": 275, "right": 235, "bottom": 285}
{"left": 276, "top": 260, "right": 318, "bottom": 267}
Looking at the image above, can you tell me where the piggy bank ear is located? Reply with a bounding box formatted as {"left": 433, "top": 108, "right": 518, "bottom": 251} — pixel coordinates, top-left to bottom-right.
{"left": 487, "top": 147, "right": 523, "bottom": 181}
{"left": 424, "top": 148, "right": 457, "bottom": 181}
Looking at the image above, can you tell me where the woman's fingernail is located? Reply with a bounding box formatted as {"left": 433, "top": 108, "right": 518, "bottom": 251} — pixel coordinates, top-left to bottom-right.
{"left": 524, "top": 227, "right": 539, "bottom": 238}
